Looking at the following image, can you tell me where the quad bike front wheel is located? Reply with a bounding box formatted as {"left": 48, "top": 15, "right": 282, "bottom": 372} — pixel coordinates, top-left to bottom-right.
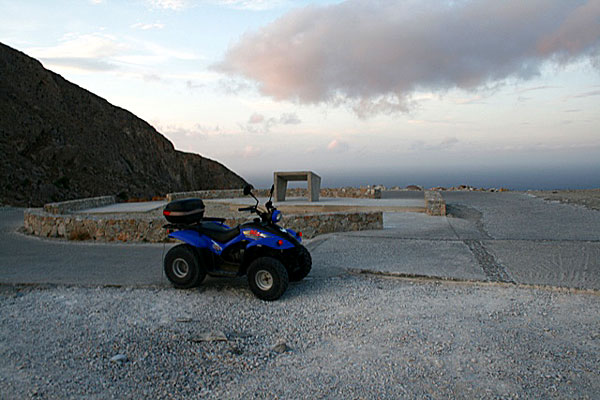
{"left": 164, "top": 244, "right": 206, "bottom": 288}
{"left": 288, "top": 245, "right": 312, "bottom": 282}
{"left": 247, "top": 257, "right": 289, "bottom": 301}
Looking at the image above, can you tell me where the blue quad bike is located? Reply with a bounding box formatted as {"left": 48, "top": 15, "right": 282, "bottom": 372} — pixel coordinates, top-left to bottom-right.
{"left": 162, "top": 184, "right": 312, "bottom": 301}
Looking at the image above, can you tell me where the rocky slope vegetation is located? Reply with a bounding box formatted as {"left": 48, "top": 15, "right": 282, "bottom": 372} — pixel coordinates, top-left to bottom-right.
{"left": 0, "top": 42, "right": 246, "bottom": 206}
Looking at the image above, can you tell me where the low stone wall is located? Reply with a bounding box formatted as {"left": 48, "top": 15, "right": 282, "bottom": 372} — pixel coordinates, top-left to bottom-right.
{"left": 320, "top": 187, "right": 382, "bottom": 199}
{"left": 282, "top": 211, "right": 382, "bottom": 238}
{"left": 24, "top": 209, "right": 166, "bottom": 242}
{"left": 167, "top": 187, "right": 381, "bottom": 202}
{"left": 424, "top": 190, "right": 446, "bottom": 216}
{"left": 167, "top": 190, "right": 244, "bottom": 202}
{"left": 24, "top": 208, "right": 383, "bottom": 242}
{"left": 43, "top": 196, "right": 116, "bottom": 214}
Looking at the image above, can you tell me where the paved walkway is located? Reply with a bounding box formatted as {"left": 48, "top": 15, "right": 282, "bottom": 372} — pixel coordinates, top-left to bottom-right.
{"left": 1, "top": 191, "right": 599, "bottom": 290}
{"left": 0, "top": 207, "right": 165, "bottom": 286}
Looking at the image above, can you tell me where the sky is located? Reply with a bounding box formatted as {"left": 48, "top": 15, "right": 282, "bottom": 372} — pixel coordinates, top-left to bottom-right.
{"left": 1, "top": 0, "right": 600, "bottom": 190}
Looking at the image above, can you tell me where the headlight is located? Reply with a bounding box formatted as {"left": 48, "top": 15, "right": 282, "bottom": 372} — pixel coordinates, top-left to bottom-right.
{"left": 272, "top": 210, "right": 282, "bottom": 223}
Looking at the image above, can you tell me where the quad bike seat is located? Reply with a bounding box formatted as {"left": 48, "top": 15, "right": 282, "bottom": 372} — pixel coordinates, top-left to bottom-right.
{"left": 198, "top": 221, "right": 240, "bottom": 243}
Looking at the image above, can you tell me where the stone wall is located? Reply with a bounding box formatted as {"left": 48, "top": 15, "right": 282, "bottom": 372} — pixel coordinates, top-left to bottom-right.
{"left": 167, "top": 190, "right": 245, "bottom": 202}
{"left": 24, "top": 208, "right": 383, "bottom": 243}
{"left": 320, "top": 187, "right": 382, "bottom": 199}
{"left": 24, "top": 209, "right": 166, "bottom": 242}
{"left": 43, "top": 196, "right": 115, "bottom": 214}
{"left": 167, "top": 187, "right": 381, "bottom": 202}
{"left": 424, "top": 190, "right": 446, "bottom": 216}
{"left": 282, "top": 211, "right": 382, "bottom": 238}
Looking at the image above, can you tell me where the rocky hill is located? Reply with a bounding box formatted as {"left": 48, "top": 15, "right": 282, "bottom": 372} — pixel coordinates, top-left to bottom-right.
{"left": 0, "top": 42, "right": 246, "bottom": 206}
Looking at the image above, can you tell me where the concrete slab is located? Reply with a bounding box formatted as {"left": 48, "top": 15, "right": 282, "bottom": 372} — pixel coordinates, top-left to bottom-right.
{"left": 486, "top": 240, "right": 600, "bottom": 290}
{"left": 343, "top": 212, "right": 485, "bottom": 240}
{"left": 311, "top": 235, "right": 486, "bottom": 281}
{"left": 76, "top": 201, "right": 166, "bottom": 214}
{"left": 444, "top": 192, "right": 600, "bottom": 241}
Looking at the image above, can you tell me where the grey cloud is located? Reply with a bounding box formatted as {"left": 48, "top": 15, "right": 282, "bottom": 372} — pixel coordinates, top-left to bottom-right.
{"left": 218, "top": 78, "right": 253, "bottom": 95}
{"left": 216, "top": 0, "right": 600, "bottom": 116}
{"left": 570, "top": 89, "right": 600, "bottom": 98}
{"left": 241, "top": 112, "right": 301, "bottom": 133}
{"left": 186, "top": 80, "right": 205, "bottom": 89}
{"left": 143, "top": 74, "right": 163, "bottom": 82}
{"left": 248, "top": 113, "right": 265, "bottom": 124}
{"left": 279, "top": 112, "right": 301, "bottom": 124}
{"left": 515, "top": 85, "right": 561, "bottom": 94}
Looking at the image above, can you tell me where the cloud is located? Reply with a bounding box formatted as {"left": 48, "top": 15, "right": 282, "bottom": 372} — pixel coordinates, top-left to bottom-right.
{"left": 279, "top": 112, "right": 301, "bottom": 125}
{"left": 569, "top": 89, "right": 600, "bottom": 99}
{"left": 26, "top": 32, "right": 200, "bottom": 75}
{"left": 156, "top": 122, "right": 222, "bottom": 139}
{"left": 248, "top": 113, "right": 265, "bottom": 124}
{"left": 27, "top": 33, "right": 127, "bottom": 72}
{"left": 28, "top": 33, "right": 127, "bottom": 60}
{"left": 242, "top": 145, "right": 262, "bottom": 158}
{"left": 241, "top": 112, "right": 302, "bottom": 133}
{"left": 327, "top": 139, "right": 349, "bottom": 152}
{"left": 215, "top": 0, "right": 286, "bottom": 10}
{"left": 132, "top": 22, "right": 165, "bottom": 30}
{"left": 216, "top": 0, "right": 600, "bottom": 116}
{"left": 515, "top": 85, "right": 561, "bottom": 94}
{"left": 38, "top": 57, "right": 117, "bottom": 72}
{"left": 148, "top": 0, "right": 188, "bottom": 10}
{"left": 186, "top": 80, "right": 205, "bottom": 90}
{"left": 147, "top": 0, "right": 284, "bottom": 11}
{"left": 218, "top": 78, "right": 253, "bottom": 95}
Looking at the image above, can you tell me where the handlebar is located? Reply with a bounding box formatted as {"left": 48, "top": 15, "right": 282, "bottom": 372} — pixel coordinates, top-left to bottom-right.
{"left": 238, "top": 185, "right": 278, "bottom": 223}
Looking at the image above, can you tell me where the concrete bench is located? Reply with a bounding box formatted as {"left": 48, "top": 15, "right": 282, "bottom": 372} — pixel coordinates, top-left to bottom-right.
{"left": 274, "top": 171, "right": 321, "bottom": 202}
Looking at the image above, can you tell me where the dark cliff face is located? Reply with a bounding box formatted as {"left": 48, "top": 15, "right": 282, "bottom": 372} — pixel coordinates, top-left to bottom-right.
{"left": 0, "top": 42, "right": 247, "bottom": 206}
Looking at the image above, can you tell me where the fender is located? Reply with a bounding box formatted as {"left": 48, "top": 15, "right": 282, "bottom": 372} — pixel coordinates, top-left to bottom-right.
{"left": 168, "top": 230, "right": 209, "bottom": 248}
{"left": 282, "top": 227, "right": 302, "bottom": 243}
{"left": 169, "top": 229, "right": 250, "bottom": 256}
{"left": 246, "top": 236, "right": 295, "bottom": 250}
{"left": 240, "top": 227, "right": 296, "bottom": 250}
{"left": 168, "top": 230, "right": 225, "bottom": 254}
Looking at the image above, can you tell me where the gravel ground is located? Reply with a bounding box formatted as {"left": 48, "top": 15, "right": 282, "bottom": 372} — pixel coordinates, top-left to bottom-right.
{"left": 528, "top": 189, "right": 600, "bottom": 211}
{"left": 1, "top": 276, "right": 599, "bottom": 399}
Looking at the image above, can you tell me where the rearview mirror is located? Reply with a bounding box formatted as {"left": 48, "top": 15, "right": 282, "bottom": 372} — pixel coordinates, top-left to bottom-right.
{"left": 243, "top": 184, "right": 254, "bottom": 196}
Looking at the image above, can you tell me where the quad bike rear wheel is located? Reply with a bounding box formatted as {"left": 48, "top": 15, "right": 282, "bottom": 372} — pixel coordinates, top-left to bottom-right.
{"left": 247, "top": 257, "right": 289, "bottom": 301}
{"left": 164, "top": 244, "right": 206, "bottom": 288}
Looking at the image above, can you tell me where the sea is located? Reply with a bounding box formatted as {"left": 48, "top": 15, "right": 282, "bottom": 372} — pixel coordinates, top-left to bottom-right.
{"left": 244, "top": 165, "right": 600, "bottom": 191}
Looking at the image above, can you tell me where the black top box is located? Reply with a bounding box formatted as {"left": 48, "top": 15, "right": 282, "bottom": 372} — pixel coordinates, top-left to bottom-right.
{"left": 163, "top": 198, "right": 205, "bottom": 224}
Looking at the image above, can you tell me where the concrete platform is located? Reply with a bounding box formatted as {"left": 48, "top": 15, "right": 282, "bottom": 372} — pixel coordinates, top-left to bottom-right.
{"left": 73, "top": 196, "right": 426, "bottom": 217}
{"left": 76, "top": 201, "right": 166, "bottom": 214}
{"left": 218, "top": 196, "right": 425, "bottom": 213}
